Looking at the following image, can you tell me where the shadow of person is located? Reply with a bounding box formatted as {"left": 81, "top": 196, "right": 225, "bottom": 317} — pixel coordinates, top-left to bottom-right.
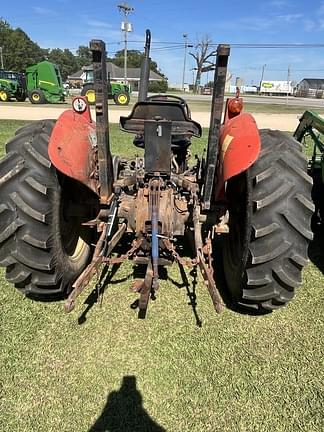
{"left": 88, "top": 376, "right": 166, "bottom": 432}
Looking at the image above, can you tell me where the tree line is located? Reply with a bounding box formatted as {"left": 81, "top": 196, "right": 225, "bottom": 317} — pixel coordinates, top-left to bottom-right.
{"left": 0, "top": 19, "right": 168, "bottom": 91}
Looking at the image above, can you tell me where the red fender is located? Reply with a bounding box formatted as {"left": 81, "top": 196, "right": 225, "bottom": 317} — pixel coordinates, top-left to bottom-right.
{"left": 48, "top": 97, "right": 99, "bottom": 195}
{"left": 214, "top": 112, "right": 261, "bottom": 200}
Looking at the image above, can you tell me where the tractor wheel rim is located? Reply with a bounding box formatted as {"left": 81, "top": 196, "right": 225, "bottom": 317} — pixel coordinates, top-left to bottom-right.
{"left": 118, "top": 94, "right": 127, "bottom": 104}
{"left": 33, "top": 94, "right": 40, "bottom": 101}
{"left": 70, "top": 238, "right": 88, "bottom": 262}
{"left": 0, "top": 91, "right": 7, "bottom": 101}
{"left": 60, "top": 197, "right": 88, "bottom": 262}
{"left": 86, "top": 89, "right": 95, "bottom": 103}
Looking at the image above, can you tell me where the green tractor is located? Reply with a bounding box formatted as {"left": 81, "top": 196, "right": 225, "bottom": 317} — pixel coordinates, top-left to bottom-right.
{"left": 25, "top": 60, "right": 66, "bottom": 104}
{"left": 81, "top": 67, "right": 131, "bottom": 105}
{"left": 294, "top": 110, "right": 324, "bottom": 223}
{"left": 0, "top": 70, "right": 27, "bottom": 102}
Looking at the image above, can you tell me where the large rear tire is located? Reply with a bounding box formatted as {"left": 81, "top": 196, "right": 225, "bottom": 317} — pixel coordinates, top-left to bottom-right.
{"left": 223, "top": 129, "right": 314, "bottom": 312}
{"left": 0, "top": 120, "right": 94, "bottom": 299}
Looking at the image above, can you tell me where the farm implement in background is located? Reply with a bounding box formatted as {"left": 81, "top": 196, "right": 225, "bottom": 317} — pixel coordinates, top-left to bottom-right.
{"left": 294, "top": 110, "right": 324, "bottom": 224}
{"left": 0, "top": 61, "right": 66, "bottom": 104}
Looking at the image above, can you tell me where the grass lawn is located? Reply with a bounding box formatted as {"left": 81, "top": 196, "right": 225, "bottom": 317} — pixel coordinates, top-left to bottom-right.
{"left": 0, "top": 120, "right": 323, "bottom": 432}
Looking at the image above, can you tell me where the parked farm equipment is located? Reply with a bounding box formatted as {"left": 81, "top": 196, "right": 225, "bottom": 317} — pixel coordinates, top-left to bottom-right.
{"left": 0, "top": 30, "right": 314, "bottom": 317}
{"left": 81, "top": 66, "right": 131, "bottom": 105}
{"left": 0, "top": 70, "right": 27, "bottom": 102}
{"left": 25, "top": 60, "right": 66, "bottom": 104}
{"left": 0, "top": 61, "right": 65, "bottom": 104}
{"left": 294, "top": 110, "right": 324, "bottom": 223}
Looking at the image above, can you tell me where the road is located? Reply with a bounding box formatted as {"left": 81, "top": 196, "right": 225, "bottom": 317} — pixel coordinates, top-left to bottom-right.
{"left": 0, "top": 104, "right": 304, "bottom": 131}
{"left": 173, "top": 92, "right": 324, "bottom": 108}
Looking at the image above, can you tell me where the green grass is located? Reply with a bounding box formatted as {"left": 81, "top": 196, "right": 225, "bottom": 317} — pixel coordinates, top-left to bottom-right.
{"left": 0, "top": 120, "right": 324, "bottom": 432}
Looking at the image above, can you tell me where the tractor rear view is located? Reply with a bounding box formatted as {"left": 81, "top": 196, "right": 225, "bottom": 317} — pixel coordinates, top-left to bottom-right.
{"left": 0, "top": 30, "right": 314, "bottom": 317}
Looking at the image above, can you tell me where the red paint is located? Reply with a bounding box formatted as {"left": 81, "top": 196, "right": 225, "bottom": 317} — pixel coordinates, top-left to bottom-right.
{"left": 214, "top": 112, "right": 261, "bottom": 200}
{"left": 48, "top": 97, "right": 99, "bottom": 194}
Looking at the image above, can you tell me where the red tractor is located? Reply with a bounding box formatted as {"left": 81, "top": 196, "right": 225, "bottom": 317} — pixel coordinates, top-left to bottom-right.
{"left": 0, "top": 31, "right": 314, "bottom": 316}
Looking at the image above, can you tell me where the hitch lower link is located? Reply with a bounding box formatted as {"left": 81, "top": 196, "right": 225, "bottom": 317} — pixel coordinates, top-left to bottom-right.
{"left": 64, "top": 190, "right": 224, "bottom": 317}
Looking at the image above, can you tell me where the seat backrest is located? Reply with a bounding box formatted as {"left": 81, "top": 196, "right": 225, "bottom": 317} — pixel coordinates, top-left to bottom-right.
{"left": 120, "top": 100, "right": 202, "bottom": 138}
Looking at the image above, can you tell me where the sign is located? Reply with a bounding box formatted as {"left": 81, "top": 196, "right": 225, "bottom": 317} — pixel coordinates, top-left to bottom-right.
{"left": 262, "top": 82, "right": 274, "bottom": 88}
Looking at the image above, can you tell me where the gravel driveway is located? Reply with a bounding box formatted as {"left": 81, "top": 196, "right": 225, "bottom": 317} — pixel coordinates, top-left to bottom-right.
{"left": 0, "top": 104, "right": 301, "bottom": 131}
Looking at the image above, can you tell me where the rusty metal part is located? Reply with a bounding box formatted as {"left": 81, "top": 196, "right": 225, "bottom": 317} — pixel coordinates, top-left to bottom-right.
{"left": 193, "top": 204, "right": 203, "bottom": 250}
{"left": 162, "top": 238, "right": 195, "bottom": 268}
{"left": 105, "top": 223, "right": 126, "bottom": 256}
{"left": 104, "top": 237, "right": 143, "bottom": 265}
{"left": 138, "top": 260, "right": 153, "bottom": 318}
{"left": 193, "top": 205, "right": 224, "bottom": 313}
{"left": 197, "top": 248, "right": 224, "bottom": 313}
{"left": 133, "top": 256, "right": 172, "bottom": 266}
{"left": 135, "top": 187, "right": 149, "bottom": 234}
{"left": 124, "top": 185, "right": 188, "bottom": 237}
{"left": 64, "top": 222, "right": 127, "bottom": 313}
{"left": 171, "top": 173, "right": 198, "bottom": 194}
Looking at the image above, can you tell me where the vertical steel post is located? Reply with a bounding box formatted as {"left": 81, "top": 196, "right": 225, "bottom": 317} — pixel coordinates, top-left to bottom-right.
{"left": 203, "top": 44, "right": 230, "bottom": 210}
{"left": 182, "top": 34, "right": 188, "bottom": 92}
{"left": 90, "top": 39, "right": 113, "bottom": 204}
{"left": 138, "top": 29, "right": 151, "bottom": 102}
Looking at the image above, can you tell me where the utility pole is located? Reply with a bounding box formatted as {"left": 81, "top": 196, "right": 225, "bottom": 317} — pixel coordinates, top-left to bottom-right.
{"left": 286, "top": 65, "right": 291, "bottom": 105}
{"left": 259, "top": 63, "right": 266, "bottom": 95}
{"left": 181, "top": 34, "right": 193, "bottom": 92}
{"left": 118, "top": 3, "right": 134, "bottom": 84}
{"left": 0, "top": 47, "right": 4, "bottom": 69}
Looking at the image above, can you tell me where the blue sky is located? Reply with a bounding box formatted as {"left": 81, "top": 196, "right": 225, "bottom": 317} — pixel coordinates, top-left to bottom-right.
{"left": 2, "top": 0, "right": 324, "bottom": 85}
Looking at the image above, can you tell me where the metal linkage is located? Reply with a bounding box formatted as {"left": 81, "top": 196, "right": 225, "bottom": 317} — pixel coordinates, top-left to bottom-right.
{"left": 193, "top": 205, "right": 224, "bottom": 313}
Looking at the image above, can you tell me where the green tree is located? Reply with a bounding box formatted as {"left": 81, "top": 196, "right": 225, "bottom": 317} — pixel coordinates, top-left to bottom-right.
{"left": 76, "top": 45, "right": 92, "bottom": 68}
{"left": 47, "top": 48, "right": 79, "bottom": 80}
{"left": 113, "top": 49, "right": 167, "bottom": 78}
{"left": 112, "top": 49, "right": 168, "bottom": 90}
{"left": 0, "top": 19, "right": 46, "bottom": 70}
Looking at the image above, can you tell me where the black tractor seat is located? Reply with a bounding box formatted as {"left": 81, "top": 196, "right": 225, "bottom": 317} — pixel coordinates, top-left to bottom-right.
{"left": 120, "top": 99, "right": 202, "bottom": 149}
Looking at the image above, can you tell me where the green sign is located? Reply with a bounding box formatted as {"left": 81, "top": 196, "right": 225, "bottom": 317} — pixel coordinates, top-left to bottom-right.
{"left": 262, "top": 82, "right": 274, "bottom": 88}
